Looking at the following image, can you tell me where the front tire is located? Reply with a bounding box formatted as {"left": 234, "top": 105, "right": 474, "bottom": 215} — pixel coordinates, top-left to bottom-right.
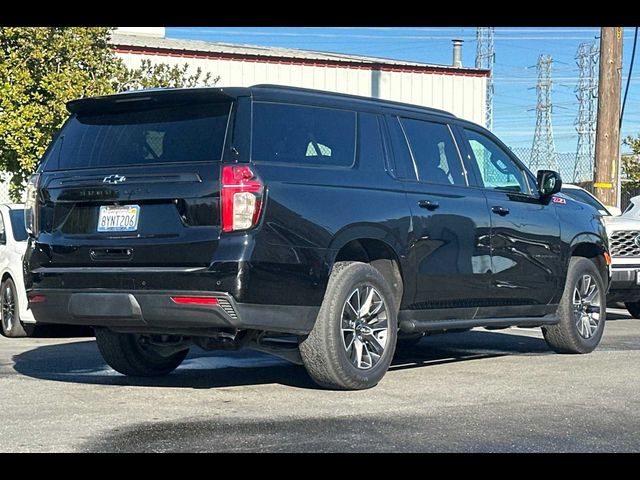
{"left": 542, "top": 257, "right": 606, "bottom": 354}
{"left": 625, "top": 301, "right": 640, "bottom": 319}
{"left": 299, "top": 261, "right": 398, "bottom": 390}
{"left": 1, "top": 278, "right": 34, "bottom": 338}
{"left": 95, "top": 328, "right": 189, "bottom": 376}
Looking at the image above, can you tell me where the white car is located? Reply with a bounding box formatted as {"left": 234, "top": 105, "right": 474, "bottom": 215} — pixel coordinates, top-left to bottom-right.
{"left": 622, "top": 194, "right": 640, "bottom": 218}
{"left": 561, "top": 184, "right": 622, "bottom": 216}
{"left": 561, "top": 185, "right": 640, "bottom": 317}
{"left": 0, "top": 204, "right": 36, "bottom": 337}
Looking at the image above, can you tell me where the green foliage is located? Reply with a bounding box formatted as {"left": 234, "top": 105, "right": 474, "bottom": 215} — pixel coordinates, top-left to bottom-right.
{"left": 0, "top": 27, "right": 218, "bottom": 199}
{"left": 116, "top": 59, "right": 218, "bottom": 92}
{"left": 622, "top": 135, "right": 640, "bottom": 192}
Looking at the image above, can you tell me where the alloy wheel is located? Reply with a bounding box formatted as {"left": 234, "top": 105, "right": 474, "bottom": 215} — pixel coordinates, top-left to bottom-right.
{"left": 340, "top": 285, "right": 389, "bottom": 369}
{"left": 572, "top": 273, "right": 601, "bottom": 339}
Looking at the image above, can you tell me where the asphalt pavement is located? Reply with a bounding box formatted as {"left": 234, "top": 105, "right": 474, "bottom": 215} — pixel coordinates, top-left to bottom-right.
{"left": 0, "top": 310, "right": 638, "bottom": 452}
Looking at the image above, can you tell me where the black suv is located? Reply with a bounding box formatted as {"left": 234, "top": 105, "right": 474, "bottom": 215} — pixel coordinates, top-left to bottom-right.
{"left": 24, "top": 85, "right": 610, "bottom": 390}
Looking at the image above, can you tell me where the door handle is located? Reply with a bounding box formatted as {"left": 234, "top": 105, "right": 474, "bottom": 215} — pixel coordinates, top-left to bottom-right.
{"left": 491, "top": 206, "right": 510, "bottom": 216}
{"left": 418, "top": 200, "right": 440, "bottom": 211}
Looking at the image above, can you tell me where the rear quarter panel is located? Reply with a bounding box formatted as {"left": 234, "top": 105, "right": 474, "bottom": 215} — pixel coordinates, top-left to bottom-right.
{"left": 247, "top": 159, "right": 412, "bottom": 306}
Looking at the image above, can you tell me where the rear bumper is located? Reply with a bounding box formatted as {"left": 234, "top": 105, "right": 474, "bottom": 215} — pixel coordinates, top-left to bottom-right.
{"left": 28, "top": 289, "right": 318, "bottom": 335}
{"left": 607, "top": 266, "right": 640, "bottom": 303}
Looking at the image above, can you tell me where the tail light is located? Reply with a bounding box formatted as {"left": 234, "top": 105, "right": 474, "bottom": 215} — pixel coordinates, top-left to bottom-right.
{"left": 24, "top": 173, "right": 41, "bottom": 236}
{"left": 221, "top": 165, "right": 263, "bottom": 233}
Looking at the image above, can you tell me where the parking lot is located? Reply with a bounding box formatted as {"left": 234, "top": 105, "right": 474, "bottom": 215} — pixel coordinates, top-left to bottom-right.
{"left": 0, "top": 309, "right": 638, "bottom": 453}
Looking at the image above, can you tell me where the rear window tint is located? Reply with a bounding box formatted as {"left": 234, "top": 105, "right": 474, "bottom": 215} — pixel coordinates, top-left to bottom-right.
{"left": 252, "top": 103, "right": 356, "bottom": 167}
{"left": 43, "top": 101, "right": 231, "bottom": 170}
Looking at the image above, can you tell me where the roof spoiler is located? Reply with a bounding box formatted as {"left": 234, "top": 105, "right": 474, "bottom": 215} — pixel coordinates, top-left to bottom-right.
{"left": 66, "top": 87, "right": 246, "bottom": 114}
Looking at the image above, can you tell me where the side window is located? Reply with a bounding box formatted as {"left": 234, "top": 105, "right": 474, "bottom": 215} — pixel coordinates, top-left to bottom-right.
{"left": 0, "top": 214, "right": 5, "bottom": 245}
{"left": 400, "top": 118, "right": 466, "bottom": 186}
{"left": 252, "top": 103, "right": 356, "bottom": 167}
{"left": 464, "top": 129, "right": 528, "bottom": 194}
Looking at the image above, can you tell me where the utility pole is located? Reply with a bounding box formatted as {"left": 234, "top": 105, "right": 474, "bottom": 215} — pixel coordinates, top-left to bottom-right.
{"left": 530, "top": 54, "right": 558, "bottom": 173}
{"left": 573, "top": 42, "right": 599, "bottom": 183}
{"left": 594, "top": 27, "right": 624, "bottom": 206}
{"left": 476, "top": 27, "right": 495, "bottom": 130}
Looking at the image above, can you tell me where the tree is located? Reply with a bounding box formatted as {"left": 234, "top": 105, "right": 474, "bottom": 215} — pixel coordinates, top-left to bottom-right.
{"left": 0, "top": 27, "right": 218, "bottom": 199}
{"left": 116, "top": 59, "right": 217, "bottom": 92}
{"left": 621, "top": 135, "right": 640, "bottom": 192}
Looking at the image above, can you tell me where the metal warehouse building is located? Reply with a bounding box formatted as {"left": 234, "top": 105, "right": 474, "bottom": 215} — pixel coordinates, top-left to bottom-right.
{"left": 113, "top": 28, "right": 489, "bottom": 126}
{"left": 0, "top": 28, "right": 490, "bottom": 203}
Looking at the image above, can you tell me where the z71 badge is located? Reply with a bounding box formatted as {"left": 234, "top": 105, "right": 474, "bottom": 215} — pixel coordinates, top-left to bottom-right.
{"left": 552, "top": 196, "right": 567, "bottom": 205}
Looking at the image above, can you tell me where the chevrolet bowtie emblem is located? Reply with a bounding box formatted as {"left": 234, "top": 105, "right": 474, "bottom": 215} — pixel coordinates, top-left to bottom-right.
{"left": 103, "top": 174, "right": 127, "bottom": 184}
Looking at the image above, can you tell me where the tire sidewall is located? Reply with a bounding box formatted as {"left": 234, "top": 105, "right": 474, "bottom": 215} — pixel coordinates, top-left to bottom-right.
{"left": 1, "top": 278, "right": 19, "bottom": 337}
{"left": 328, "top": 264, "right": 398, "bottom": 387}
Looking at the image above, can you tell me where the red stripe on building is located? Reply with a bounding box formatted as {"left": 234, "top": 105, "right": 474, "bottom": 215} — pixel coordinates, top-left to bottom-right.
{"left": 113, "top": 45, "right": 489, "bottom": 77}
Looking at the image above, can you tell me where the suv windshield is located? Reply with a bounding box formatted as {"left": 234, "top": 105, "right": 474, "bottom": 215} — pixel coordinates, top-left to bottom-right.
{"left": 42, "top": 101, "right": 231, "bottom": 170}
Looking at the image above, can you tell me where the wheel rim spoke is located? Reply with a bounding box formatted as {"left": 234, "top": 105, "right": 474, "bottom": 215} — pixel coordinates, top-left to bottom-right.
{"left": 359, "top": 286, "right": 375, "bottom": 317}
{"left": 2, "top": 287, "right": 14, "bottom": 331}
{"left": 341, "top": 284, "right": 389, "bottom": 371}
{"left": 353, "top": 337, "right": 364, "bottom": 369}
{"left": 573, "top": 273, "right": 601, "bottom": 340}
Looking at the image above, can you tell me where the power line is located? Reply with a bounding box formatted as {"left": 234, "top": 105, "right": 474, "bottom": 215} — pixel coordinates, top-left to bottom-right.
{"left": 620, "top": 27, "right": 638, "bottom": 129}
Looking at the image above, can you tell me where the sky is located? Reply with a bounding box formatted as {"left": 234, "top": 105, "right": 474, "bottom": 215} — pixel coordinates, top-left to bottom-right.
{"left": 166, "top": 27, "right": 639, "bottom": 154}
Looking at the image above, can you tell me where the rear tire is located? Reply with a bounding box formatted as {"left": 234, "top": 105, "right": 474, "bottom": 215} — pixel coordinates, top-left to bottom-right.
{"left": 625, "top": 301, "right": 640, "bottom": 319}
{"left": 299, "top": 261, "right": 398, "bottom": 390}
{"left": 95, "top": 328, "right": 188, "bottom": 376}
{"left": 542, "top": 257, "right": 606, "bottom": 354}
{"left": 1, "top": 278, "right": 34, "bottom": 338}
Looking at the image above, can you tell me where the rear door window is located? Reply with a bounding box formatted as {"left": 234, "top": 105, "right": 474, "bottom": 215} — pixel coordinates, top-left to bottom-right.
{"left": 399, "top": 118, "right": 466, "bottom": 186}
{"left": 43, "top": 101, "right": 231, "bottom": 170}
{"left": 252, "top": 103, "right": 356, "bottom": 167}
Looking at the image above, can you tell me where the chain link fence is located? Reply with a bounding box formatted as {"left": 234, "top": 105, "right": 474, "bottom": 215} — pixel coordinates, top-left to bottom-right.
{"left": 509, "top": 147, "right": 640, "bottom": 211}
{"left": 0, "top": 172, "right": 14, "bottom": 204}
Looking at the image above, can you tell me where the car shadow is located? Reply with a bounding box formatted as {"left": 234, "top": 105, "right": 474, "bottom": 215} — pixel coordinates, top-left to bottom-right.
{"left": 11, "top": 329, "right": 552, "bottom": 390}
{"left": 30, "top": 324, "right": 95, "bottom": 338}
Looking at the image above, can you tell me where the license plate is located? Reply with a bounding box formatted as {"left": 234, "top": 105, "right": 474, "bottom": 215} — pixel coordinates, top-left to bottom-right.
{"left": 97, "top": 205, "right": 139, "bottom": 232}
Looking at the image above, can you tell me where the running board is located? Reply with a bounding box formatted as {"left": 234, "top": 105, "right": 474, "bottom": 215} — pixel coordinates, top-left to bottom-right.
{"left": 399, "top": 315, "right": 559, "bottom": 333}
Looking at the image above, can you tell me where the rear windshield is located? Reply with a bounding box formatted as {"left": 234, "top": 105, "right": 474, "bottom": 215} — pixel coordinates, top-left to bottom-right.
{"left": 42, "top": 101, "right": 231, "bottom": 170}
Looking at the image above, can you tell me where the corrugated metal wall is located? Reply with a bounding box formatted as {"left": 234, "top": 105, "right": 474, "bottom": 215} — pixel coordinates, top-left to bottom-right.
{"left": 117, "top": 52, "right": 487, "bottom": 125}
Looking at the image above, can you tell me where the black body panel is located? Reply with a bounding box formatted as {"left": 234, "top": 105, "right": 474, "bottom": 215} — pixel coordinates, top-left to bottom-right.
{"left": 24, "top": 85, "right": 609, "bottom": 335}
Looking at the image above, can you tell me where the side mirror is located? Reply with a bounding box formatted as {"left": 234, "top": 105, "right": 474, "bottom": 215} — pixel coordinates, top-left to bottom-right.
{"left": 537, "top": 170, "right": 562, "bottom": 199}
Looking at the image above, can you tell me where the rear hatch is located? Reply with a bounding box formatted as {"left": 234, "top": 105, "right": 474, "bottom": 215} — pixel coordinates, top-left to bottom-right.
{"left": 36, "top": 89, "right": 235, "bottom": 268}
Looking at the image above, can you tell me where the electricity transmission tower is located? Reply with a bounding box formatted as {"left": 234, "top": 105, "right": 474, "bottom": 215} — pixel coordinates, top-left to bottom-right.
{"left": 573, "top": 42, "right": 599, "bottom": 183}
{"left": 530, "top": 54, "right": 558, "bottom": 172}
{"left": 476, "top": 27, "right": 495, "bottom": 130}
